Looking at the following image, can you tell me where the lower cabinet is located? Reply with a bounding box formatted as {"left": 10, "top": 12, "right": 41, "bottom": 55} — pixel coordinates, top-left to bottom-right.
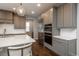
{"left": 53, "top": 38, "right": 76, "bottom": 56}
{"left": 68, "top": 40, "right": 76, "bottom": 56}
{"left": 38, "top": 32, "right": 44, "bottom": 45}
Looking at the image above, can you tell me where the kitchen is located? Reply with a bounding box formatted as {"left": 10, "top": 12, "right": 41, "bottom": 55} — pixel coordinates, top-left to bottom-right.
{"left": 0, "top": 3, "right": 78, "bottom": 56}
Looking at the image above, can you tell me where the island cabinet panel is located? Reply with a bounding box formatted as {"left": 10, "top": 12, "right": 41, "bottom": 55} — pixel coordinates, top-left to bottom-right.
{"left": 14, "top": 14, "right": 26, "bottom": 29}
{"left": 0, "top": 10, "right": 13, "bottom": 23}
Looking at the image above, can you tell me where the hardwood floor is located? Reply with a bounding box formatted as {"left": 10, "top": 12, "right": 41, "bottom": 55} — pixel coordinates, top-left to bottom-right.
{"left": 32, "top": 41, "right": 59, "bottom": 56}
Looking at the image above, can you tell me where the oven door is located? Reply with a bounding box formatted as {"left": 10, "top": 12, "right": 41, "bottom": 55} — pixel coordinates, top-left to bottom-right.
{"left": 44, "top": 33, "right": 52, "bottom": 45}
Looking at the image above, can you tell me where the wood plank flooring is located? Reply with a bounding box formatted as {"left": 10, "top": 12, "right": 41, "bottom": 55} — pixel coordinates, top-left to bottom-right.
{"left": 32, "top": 41, "right": 59, "bottom": 56}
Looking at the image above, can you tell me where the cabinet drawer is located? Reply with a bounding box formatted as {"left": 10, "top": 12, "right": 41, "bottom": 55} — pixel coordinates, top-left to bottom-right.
{"left": 53, "top": 37, "right": 67, "bottom": 44}
{"left": 53, "top": 39, "right": 66, "bottom": 46}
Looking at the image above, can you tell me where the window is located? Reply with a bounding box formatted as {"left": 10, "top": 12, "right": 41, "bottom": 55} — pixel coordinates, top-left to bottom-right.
{"left": 26, "top": 22, "right": 30, "bottom": 32}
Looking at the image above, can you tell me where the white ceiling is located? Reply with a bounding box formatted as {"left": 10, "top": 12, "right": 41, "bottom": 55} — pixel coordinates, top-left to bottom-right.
{"left": 0, "top": 3, "right": 63, "bottom": 17}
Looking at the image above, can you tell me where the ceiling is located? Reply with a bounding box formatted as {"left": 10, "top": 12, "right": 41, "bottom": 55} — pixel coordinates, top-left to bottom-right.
{"left": 0, "top": 3, "right": 63, "bottom": 18}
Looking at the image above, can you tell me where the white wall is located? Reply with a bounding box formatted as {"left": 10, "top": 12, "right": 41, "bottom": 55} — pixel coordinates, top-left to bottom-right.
{"left": 32, "top": 20, "right": 38, "bottom": 39}
{"left": 26, "top": 17, "right": 38, "bottom": 39}
{"left": 38, "top": 23, "right": 44, "bottom": 32}
{"left": 0, "top": 24, "right": 25, "bottom": 34}
{"left": 77, "top": 4, "right": 79, "bottom": 56}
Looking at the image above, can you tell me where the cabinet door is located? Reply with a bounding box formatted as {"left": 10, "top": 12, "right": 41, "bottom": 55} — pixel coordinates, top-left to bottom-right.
{"left": 42, "top": 12, "right": 50, "bottom": 24}
{"left": 42, "top": 14, "right": 48, "bottom": 24}
{"left": 42, "top": 8, "right": 53, "bottom": 24}
{"left": 48, "top": 8, "right": 53, "bottom": 24}
{"left": 14, "top": 14, "right": 26, "bottom": 29}
{"left": 0, "top": 11, "right": 5, "bottom": 19}
{"left": 0, "top": 10, "right": 12, "bottom": 20}
{"left": 14, "top": 15, "right": 20, "bottom": 29}
{"left": 5, "top": 11, "right": 13, "bottom": 20}
{"left": 72, "top": 4, "right": 77, "bottom": 28}
{"left": 20, "top": 16, "right": 26, "bottom": 29}
{"left": 63, "top": 4, "right": 73, "bottom": 27}
{"left": 0, "top": 10, "right": 13, "bottom": 23}
{"left": 53, "top": 39, "right": 67, "bottom": 56}
{"left": 57, "top": 6, "right": 64, "bottom": 28}
{"left": 38, "top": 32, "right": 44, "bottom": 45}
{"left": 68, "top": 40, "right": 76, "bottom": 56}
{"left": 52, "top": 8, "right": 57, "bottom": 28}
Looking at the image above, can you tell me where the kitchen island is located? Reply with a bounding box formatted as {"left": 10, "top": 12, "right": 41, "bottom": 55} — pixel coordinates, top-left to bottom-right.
{"left": 0, "top": 34, "right": 35, "bottom": 48}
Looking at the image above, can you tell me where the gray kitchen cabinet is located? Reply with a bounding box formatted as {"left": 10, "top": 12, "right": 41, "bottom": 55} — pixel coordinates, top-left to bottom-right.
{"left": 53, "top": 37, "right": 76, "bottom": 56}
{"left": 14, "top": 14, "right": 26, "bottom": 29}
{"left": 68, "top": 40, "right": 76, "bottom": 56}
{"left": 53, "top": 40, "right": 67, "bottom": 56}
{"left": 63, "top": 4, "right": 73, "bottom": 28}
{"left": 38, "top": 32, "right": 44, "bottom": 45}
{"left": 49, "top": 8, "right": 54, "bottom": 24}
{"left": 0, "top": 10, "right": 13, "bottom": 23}
{"left": 41, "top": 8, "right": 53, "bottom": 24}
{"left": 57, "top": 3, "right": 77, "bottom": 28}
{"left": 63, "top": 4, "right": 77, "bottom": 28}
{"left": 72, "top": 4, "right": 77, "bottom": 28}
{"left": 57, "top": 5, "right": 64, "bottom": 28}
{"left": 52, "top": 8, "right": 57, "bottom": 28}
{"left": 53, "top": 38, "right": 67, "bottom": 56}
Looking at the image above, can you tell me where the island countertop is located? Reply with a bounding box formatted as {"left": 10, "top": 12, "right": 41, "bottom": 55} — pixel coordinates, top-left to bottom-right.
{"left": 0, "top": 35, "right": 35, "bottom": 48}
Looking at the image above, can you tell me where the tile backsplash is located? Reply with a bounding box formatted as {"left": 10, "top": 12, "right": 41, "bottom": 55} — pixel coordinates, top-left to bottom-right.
{"left": 0, "top": 24, "right": 25, "bottom": 34}
{"left": 60, "top": 28, "right": 76, "bottom": 37}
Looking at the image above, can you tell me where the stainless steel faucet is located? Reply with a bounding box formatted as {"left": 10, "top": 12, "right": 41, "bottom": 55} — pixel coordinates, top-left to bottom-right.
{"left": 3, "top": 28, "right": 6, "bottom": 37}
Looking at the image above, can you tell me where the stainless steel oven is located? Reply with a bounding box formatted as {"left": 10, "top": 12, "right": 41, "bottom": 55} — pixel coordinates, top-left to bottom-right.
{"left": 44, "top": 24, "right": 52, "bottom": 45}
{"left": 44, "top": 24, "right": 52, "bottom": 32}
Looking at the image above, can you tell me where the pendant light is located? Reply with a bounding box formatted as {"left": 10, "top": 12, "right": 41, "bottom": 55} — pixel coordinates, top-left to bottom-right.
{"left": 16, "top": 3, "right": 25, "bottom": 16}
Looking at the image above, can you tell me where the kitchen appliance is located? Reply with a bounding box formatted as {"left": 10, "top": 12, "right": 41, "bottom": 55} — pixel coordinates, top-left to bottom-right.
{"left": 44, "top": 24, "right": 52, "bottom": 32}
{"left": 44, "top": 24, "right": 52, "bottom": 45}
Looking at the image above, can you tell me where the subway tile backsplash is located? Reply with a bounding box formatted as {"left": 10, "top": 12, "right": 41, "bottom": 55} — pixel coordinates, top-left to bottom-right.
{"left": 60, "top": 28, "right": 76, "bottom": 37}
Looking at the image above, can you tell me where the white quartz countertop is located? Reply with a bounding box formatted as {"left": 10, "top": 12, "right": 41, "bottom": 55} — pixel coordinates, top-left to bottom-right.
{"left": 0, "top": 35, "right": 35, "bottom": 48}
{"left": 53, "top": 36, "right": 76, "bottom": 40}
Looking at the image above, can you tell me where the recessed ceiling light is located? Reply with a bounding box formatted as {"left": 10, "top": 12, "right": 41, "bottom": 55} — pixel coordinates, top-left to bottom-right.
{"left": 32, "top": 11, "right": 35, "bottom": 14}
{"left": 37, "top": 3, "right": 41, "bottom": 7}
{"left": 13, "top": 8, "right": 16, "bottom": 10}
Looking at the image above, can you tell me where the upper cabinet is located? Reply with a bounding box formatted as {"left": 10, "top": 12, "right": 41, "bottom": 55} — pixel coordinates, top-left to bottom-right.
{"left": 63, "top": 4, "right": 77, "bottom": 28}
{"left": 52, "top": 8, "right": 57, "bottom": 28}
{"left": 41, "top": 8, "right": 53, "bottom": 24}
{"left": 41, "top": 8, "right": 57, "bottom": 28}
{"left": 0, "top": 10, "right": 13, "bottom": 23}
{"left": 57, "top": 4, "right": 77, "bottom": 28}
{"left": 57, "top": 5, "right": 64, "bottom": 28}
{"left": 14, "top": 14, "right": 26, "bottom": 29}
